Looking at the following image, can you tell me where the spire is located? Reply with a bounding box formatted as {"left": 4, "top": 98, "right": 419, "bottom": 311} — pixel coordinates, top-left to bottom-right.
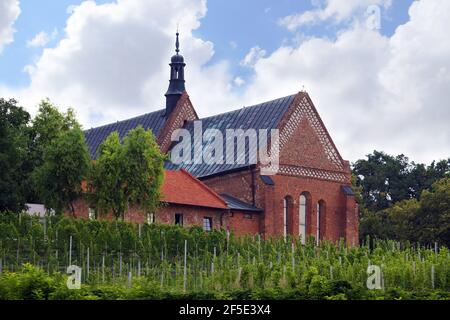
{"left": 175, "top": 30, "right": 180, "bottom": 55}
{"left": 165, "top": 31, "right": 186, "bottom": 118}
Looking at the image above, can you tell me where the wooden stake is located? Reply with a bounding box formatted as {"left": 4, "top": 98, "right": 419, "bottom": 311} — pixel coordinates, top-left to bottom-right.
{"left": 183, "top": 240, "right": 187, "bottom": 292}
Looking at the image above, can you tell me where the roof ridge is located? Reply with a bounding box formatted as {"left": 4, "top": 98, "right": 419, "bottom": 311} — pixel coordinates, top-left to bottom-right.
{"left": 84, "top": 108, "right": 165, "bottom": 132}
{"left": 193, "top": 93, "right": 297, "bottom": 122}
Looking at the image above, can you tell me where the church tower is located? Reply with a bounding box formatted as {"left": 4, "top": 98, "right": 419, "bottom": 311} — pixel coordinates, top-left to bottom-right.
{"left": 165, "top": 31, "right": 186, "bottom": 118}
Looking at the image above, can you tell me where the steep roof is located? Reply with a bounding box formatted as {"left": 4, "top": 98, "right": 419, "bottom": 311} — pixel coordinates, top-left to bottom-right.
{"left": 166, "top": 94, "right": 296, "bottom": 177}
{"left": 84, "top": 109, "right": 166, "bottom": 159}
{"left": 83, "top": 94, "right": 296, "bottom": 177}
{"left": 161, "top": 169, "right": 227, "bottom": 209}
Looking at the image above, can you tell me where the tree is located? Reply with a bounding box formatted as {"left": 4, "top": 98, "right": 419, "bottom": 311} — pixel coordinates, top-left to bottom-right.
{"left": 90, "top": 126, "right": 165, "bottom": 220}
{"left": 353, "top": 150, "right": 449, "bottom": 212}
{"left": 90, "top": 132, "right": 127, "bottom": 219}
{"left": 33, "top": 126, "right": 91, "bottom": 215}
{"left": 412, "top": 178, "right": 450, "bottom": 246}
{"left": 0, "top": 98, "right": 31, "bottom": 212}
{"left": 28, "top": 100, "right": 78, "bottom": 203}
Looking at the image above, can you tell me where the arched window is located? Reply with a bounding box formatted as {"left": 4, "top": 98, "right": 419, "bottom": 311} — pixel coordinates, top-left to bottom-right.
{"left": 316, "top": 200, "right": 326, "bottom": 245}
{"left": 299, "top": 195, "right": 307, "bottom": 244}
{"left": 283, "top": 198, "right": 288, "bottom": 239}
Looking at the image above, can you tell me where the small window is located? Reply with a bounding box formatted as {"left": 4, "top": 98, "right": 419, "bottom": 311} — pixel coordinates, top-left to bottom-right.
{"left": 175, "top": 213, "right": 184, "bottom": 226}
{"left": 203, "top": 217, "right": 212, "bottom": 232}
{"left": 244, "top": 213, "right": 252, "bottom": 219}
{"left": 88, "top": 208, "right": 96, "bottom": 220}
{"left": 147, "top": 213, "right": 155, "bottom": 225}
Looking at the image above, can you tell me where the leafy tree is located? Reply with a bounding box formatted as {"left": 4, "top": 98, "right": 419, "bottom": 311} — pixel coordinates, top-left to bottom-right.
{"left": 412, "top": 178, "right": 450, "bottom": 246}
{"left": 90, "top": 132, "right": 127, "bottom": 219}
{"left": 28, "top": 100, "right": 78, "bottom": 203}
{"left": 360, "top": 199, "right": 419, "bottom": 242}
{"left": 90, "top": 126, "right": 165, "bottom": 220}
{"left": 354, "top": 150, "right": 449, "bottom": 211}
{"left": 0, "top": 98, "right": 31, "bottom": 212}
{"left": 33, "top": 126, "right": 91, "bottom": 215}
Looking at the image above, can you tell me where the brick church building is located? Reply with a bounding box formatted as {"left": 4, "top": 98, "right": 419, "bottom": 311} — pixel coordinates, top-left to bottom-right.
{"left": 76, "top": 33, "right": 358, "bottom": 244}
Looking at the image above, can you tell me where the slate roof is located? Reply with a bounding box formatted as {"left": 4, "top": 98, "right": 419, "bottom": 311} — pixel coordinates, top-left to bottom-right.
{"left": 84, "top": 109, "right": 166, "bottom": 159}
{"left": 166, "top": 94, "right": 296, "bottom": 177}
{"left": 162, "top": 170, "right": 228, "bottom": 209}
{"left": 342, "top": 186, "right": 355, "bottom": 196}
{"left": 220, "top": 194, "right": 263, "bottom": 212}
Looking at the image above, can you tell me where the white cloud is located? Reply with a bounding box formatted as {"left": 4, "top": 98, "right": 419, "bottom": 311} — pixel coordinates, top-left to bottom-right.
{"left": 2, "top": 0, "right": 240, "bottom": 126}
{"left": 233, "top": 76, "right": 245, "bottom": 87}
{"left": 243, "top": 0, "right": 450, "bottom": 163}
{"left": 27, "top": 29, "right": 58, "bottom": 48}
{"left": 0, "top": 0, "right": 21, "bottom": 53}
{"left": 279, "top": 0, "right": 392, "bottom": 31}
{"left": 240, "top": 46, "right": 266, "bottom": 67}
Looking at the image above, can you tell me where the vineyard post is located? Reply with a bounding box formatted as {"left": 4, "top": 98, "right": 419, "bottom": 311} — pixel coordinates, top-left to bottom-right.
{"left": 138, "top": 259, "right": 141, "bottom": 278}
{"left": 87, "top": 247, "right": 90, "bottom": 280}
{"left": 102, "top": 253, "right": 105, "bottom": 283}
{"left": 291, "top": 242, "right": 295, "bottom": 273}
{"left": 431, "top": 265, "right": 435, "bottom": 289}
{"left": 330, "top": 265, "right": 333, "bottom": 280}
{"left": 434, "top": 242, "right": 438, "bottom": 255}
{"left": 0, "top": 257, "right": 2, "bottom": 275}
{"left": 119, "top": 253, "right": 123, "bottom": 277}
{"left": 128, "top": 271, "right": 132, "bottom": 288}
{"left": 69, "top": 235, "right": 72, "bottom": 266}
{"left": 183, "top": 239, "right": 187, "bottom": 292}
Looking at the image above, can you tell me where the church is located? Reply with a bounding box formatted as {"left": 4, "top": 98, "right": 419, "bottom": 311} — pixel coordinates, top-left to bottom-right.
{"left": 74, "top": 33, "right": 359, "bottom": 244}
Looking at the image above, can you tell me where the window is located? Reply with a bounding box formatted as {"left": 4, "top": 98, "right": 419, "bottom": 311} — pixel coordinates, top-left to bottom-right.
{"left": 147, "top": 213, "right": 155, "bottom": 225}
{"left": 88, "top": 208, "right": 96, "bottom": 220}
{"left": 283, "top": 197, "right": 292, "bottom": 239}
{"left": 175, "top": 213, "right": 184, "bottom": 226}
{"left": 317, "top": 200, "right": 326, "bottom": 245}
{"left": 203, "top": 217, "right": 213, "bottom": 232}
{"left": 299, "top": 195, "right": 307, "bottom": 245}
{"left": 244, "top": 213, "right": 252, "bottom": 220}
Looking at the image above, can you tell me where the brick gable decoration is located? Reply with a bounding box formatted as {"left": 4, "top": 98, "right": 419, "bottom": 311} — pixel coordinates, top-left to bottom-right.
{"left": 76, "top": 33, "right": 358, "bottom": 244}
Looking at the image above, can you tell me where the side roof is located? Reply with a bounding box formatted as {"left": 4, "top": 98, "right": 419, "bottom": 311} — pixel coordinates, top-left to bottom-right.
{"left": 162, "top": 169, "right": 228, "bottom": 209}
{"left": 84, "top": 109, "right": 166, "bottom": 159}
{"left": 220, "top": 194, "right": 263, "bottom": 212}
{"left": 166, "top": 94, "right": 296, "bottom": 178}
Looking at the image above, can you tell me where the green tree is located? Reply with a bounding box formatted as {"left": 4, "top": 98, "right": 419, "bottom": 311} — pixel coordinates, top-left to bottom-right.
{"left": 353, "top": 151, "right": 449, "bottom": 212}
{"left": 34, "top": 126, "right": 91, "bottom": 215}
{"left": 412, "top": 178, "right": 450, "bottom": 246}
{"left": 0, "top": 98, "right": 31, "bottom": 212}
{"left": 28, "top": 100, "right": 78, "bottom": 203}
{"left": 90, "top": 132, "right": 127, "bottom": 219}
{"left": 90, "top": 126, "right": 165, "bottom": 220}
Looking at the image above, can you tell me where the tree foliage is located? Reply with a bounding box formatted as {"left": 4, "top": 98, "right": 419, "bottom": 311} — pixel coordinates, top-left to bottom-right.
{"left": 90, "top": 126, "right": 165, "bottom": 220}
{"left": 353, "top": 150, "right": 449, "bottom": 212}
{"left": 0, "top": 98, "right": 31, "bottom": 212}
{"left": 33, "top": 126, "right": 91, "bottom": 215}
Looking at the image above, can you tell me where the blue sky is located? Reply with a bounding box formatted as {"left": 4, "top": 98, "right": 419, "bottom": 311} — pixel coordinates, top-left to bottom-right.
{"left": 0, "top": 0, "right": 449, "bottom": 164}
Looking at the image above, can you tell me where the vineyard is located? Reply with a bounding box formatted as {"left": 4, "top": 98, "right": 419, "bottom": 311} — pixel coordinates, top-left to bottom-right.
{"left": 0, "top": 212, "right": 449, "bottom": 300}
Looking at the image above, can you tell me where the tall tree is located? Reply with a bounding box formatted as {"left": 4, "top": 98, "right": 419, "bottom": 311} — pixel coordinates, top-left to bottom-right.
{"left": 28, "top": 100, "right": 78, "bottom": 203}
{"left": 0, "top": 99, "right": 31, "bottom": 212}
{"left": 90, "top": 132, "right": 127, "bottom": 219}
{"left": 33, "top": 126, "right": 91, "bottom": 215}
{"left": 412, "top": 178, "right": 450, "bottom": 246}
{"left": 90, "top": 126, "right": 165, "bottom": 220}
{"left": 353, "top": 150, "right": 449, "bottom": 211}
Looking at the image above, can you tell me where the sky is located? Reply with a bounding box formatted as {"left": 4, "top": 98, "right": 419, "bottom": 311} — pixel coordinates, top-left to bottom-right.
{"left": 0, "top": 0, "right": 449, "bottom": 165}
